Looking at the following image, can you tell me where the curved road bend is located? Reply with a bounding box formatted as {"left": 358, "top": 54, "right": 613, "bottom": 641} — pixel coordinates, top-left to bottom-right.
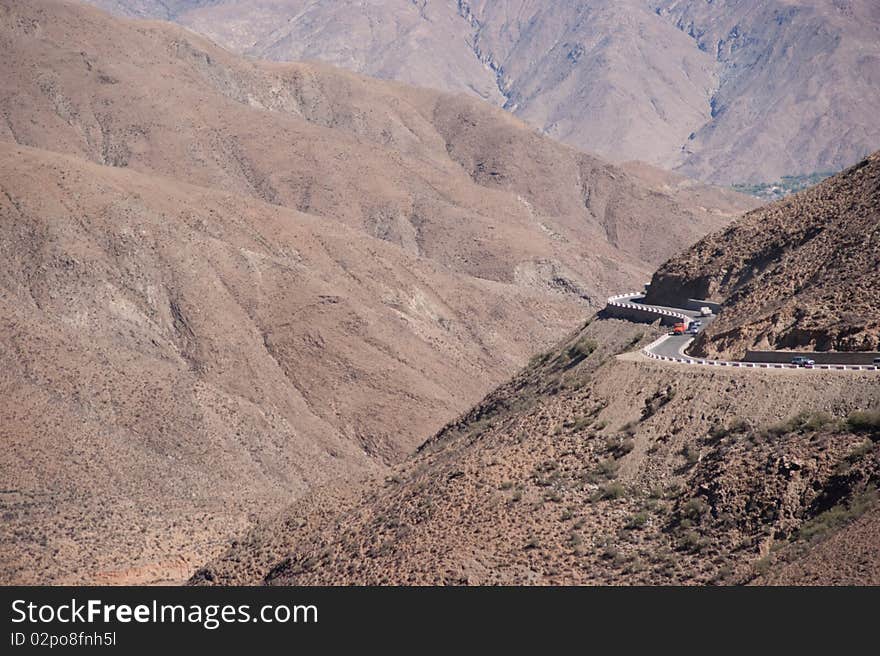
{"left": 607, "top": 293, "right": 878, "bottom": 372}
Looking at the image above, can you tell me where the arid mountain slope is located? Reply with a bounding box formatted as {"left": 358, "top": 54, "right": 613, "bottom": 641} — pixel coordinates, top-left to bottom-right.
{"left": 80, "top": 0, "right": 217, "bottom": 19}
{"left": 646, "top": 152, "right": 880, "bottom": 358}
{"left": 654, "top": 0, "right": 880, "bottom": 183}
{"left": 0, "top": 142, "right": 582, "bottom": 584}
{"left": 86, "top": 0, "right": 880, "bottom": 183}
{"left": 193, "top": 318, "right": 880, "bottom": 585}
{"left": 619, "top": 160, "right": 761, "bottom": 219}
{"left": 755, "top": 503, "right": 880, "bottom": 585}
{"left": 2, "top": 0, "right": 743, "bottom": 291}
{"left": 0, "top": 0, "right": 746, "bottom": 585}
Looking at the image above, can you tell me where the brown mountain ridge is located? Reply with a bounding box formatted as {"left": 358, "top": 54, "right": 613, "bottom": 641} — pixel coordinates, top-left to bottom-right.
{"left": 86, "top": 0, "right": 880, "bottom": 184}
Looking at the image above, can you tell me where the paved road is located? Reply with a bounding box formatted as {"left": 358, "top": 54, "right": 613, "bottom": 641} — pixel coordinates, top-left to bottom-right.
{"left": 606, "top": 293, "right": 878, "bottom": 372}
{"left": 623, "top": 296, "right": 714, "bottom": 359}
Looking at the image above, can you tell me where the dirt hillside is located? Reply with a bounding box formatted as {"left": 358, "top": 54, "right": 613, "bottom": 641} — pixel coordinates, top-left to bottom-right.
{"left": 193, "top": 318, "right": 880, "bottom": 585}
{"left": 0, "top": 0, "right": 756, "bottom": 584}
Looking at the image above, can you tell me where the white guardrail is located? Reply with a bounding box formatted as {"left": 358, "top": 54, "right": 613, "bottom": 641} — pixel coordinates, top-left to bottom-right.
{"left": 608, "top": 293, "right": 879, "bottom": 372}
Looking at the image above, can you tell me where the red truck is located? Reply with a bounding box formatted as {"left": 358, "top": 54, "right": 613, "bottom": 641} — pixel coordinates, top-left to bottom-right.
{"left": 673, "top": 322, "right": 688, "bottom": 335}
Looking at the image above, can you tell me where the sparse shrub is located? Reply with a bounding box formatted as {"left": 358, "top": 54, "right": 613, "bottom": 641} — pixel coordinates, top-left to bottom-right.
{"left": 753, "top": 555, "right": 773, "bottom": 576}
{"left": 681, "top": 443, "right": 700, "bottom": 467}
{"left": 625, "top": 512, "right": 649, "bottom": 530}
{"left": 678, "top": 529, "right": 709, "bottom": 553}
{"left": 566, "top": 338, "right": 598, "bottom": 363}
{"left": 597, "top": 482, "right": 626, "bottom": 500}
{"left": 794, "top": 488, "right": 878, "bottom": 543}
{"left": 729, "top": 417, "right": 750, "bottom": 433}
{"left": 708, "top": 417, "right": 751, "bottom": 443}
{"left": 524, "top": 536, "right": 541, "bottom": 550}
{"left": 621, "top": 421, "right": 637, "bottom": 437}
{"left": 604, "top": 436, "right": 635, "bottom": 458}
{"left": 766, "top": 410, "right": 840, "bottom": 437}
{"left": 618, "top": 438, "right": 635, "bottom": 456}
{"left": 712, "top": 563, "right": 735, "bottom": 584}
{"left": 594, "top": 459, "right": 620, "bottom": 480}
{"left": 528, "top": 351, "right": 551, "bottom": 368}
{"left": 681, "top": 497, "right": 709, "bottom": 522}
{"left": 535, "top": 470, "right": 561, "bottom": 487}
{"left": 601, "top": 544, "right": 620, "bottom": 561}
{"left": 844, "top": 440, "right": 874, "bottom": 465}
{"left": 570, "top": 416, "right": 592, "bottom": 432}
{"left": 534, "top": 460, "right": 557, "bottom": 473}
{"left": 801, "top": 411, "right": 838, "bottom": 432}
{"left": 846, "top": 409, "right": 880, "bottom": 435}
{"left": 641, "top": 386, "right": 677, "bottom": 420}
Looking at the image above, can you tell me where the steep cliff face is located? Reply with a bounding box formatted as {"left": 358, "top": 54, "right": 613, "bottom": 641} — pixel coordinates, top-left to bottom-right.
{"left": 646, "top": 152, "right": 880, "bottom": 358}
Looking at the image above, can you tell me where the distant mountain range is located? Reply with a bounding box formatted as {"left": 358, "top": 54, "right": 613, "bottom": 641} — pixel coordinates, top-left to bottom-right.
{"left": 86, "top": 0, "right": 880, "bottom": 184}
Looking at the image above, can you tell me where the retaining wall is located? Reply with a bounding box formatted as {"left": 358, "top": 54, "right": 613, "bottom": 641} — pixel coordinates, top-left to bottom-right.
{"left": 602, "top": 293, "right": 690, "bottom": 327}
{"left": 744, "top": 350, "right": 880, "bottom": 365}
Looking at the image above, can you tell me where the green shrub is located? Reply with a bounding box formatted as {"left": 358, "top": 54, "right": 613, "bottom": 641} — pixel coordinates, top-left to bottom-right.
{"left": 678, "top": 529, "right": 709, "bottom": 553}
{"left": 767, "top": 410, "right": 840, "bottom": 436}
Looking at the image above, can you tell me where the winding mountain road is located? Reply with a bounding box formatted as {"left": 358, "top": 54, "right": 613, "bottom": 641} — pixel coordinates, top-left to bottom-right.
{"left": 607, "top": 293, "right": 879, "bottom": 372}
